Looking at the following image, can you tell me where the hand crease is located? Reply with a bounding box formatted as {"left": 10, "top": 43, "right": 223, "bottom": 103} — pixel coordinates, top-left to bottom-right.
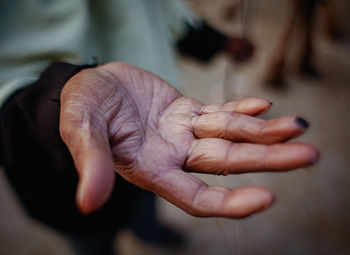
{"left": 190, "top": 182, "right": 207, "bottom": 215}
{"left": 262, "top": 146, "right": 269, "bottom": 171}
{"left": 225, "top": 113, "right": 236, "bottom": 139}
{"left": 223, "top": 142, "right": 237, "bottom": 175}
{"left": 184, "top": 140, "right": 199, "bottom": 170}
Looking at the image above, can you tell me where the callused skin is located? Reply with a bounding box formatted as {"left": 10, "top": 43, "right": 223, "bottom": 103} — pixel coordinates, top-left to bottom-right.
{"left": 60, "top": 62, "right": 319, "bottom": 218}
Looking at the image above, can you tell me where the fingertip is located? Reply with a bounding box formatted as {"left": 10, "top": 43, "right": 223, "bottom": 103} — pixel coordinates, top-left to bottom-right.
{"left": 75, "top": 149, "right": 116, "bottom": 214}
{"left": 307, "top": 145, "right": 320, "bottom": 164}
{"left": 295, "top": 143, "right": 320, "bottom": 166}
{"left": 76, "top": 171, "right": 115, "bottom": 214}
{"left": 225, "top": 187, "right": 274, "bottom": 218}
{"left": 295, "top": 117, "right": 310, "bottom": 130}
{"left": 313, "top": 149, "right": 321, "bottom": 164}
{"left": 235, "top": 97, "right": 272, "bottom": 116}
{"left": 263, "top": 115, "right": 311, "bottom": 143}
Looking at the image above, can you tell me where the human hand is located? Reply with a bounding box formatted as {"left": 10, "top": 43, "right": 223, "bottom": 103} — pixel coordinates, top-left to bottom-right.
{"left": 60, "top": 63, "right": 319, "bottom": 218}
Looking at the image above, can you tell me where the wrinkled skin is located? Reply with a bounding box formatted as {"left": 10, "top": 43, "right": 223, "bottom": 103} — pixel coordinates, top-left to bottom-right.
{"left": 60, "top": 63, "right": 319, "bottom": 218}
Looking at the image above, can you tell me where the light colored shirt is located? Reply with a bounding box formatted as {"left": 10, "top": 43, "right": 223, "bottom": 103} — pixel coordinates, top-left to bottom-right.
{"left": 0, "top": 0, "right": 193, "bottom": 106}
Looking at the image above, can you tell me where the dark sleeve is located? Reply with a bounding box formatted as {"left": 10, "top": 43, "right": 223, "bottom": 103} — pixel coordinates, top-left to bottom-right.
{"left": 0, "top": 62, "right": 95, "bottom": 227}
{"left": 0, "top": 62, "right": 94, "bottom": 166}
{"left": 176, "top": 22, "right": 229, "bottom": 62}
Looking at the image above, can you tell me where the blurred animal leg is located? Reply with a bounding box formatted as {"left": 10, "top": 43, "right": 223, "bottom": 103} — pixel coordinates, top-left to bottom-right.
{"left": 320, "top": 0, "right": 344, "bottom": 41}
{"left": 297, "top": 0, "right": 319, "bottom": 77}
{"left": 264, "top": 0, "right": 299, "bottom": 86}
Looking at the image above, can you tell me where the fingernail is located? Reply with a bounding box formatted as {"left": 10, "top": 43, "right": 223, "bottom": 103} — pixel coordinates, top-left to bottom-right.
{"left": 295, "top": 117, "right": 309, "bottom": 129}
{"left": 313, "top": 149, "right": 321, "bottom": 163}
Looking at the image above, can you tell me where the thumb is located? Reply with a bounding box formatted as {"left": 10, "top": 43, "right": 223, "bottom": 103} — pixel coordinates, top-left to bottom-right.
{"left": 76, "top": 144, "right": 115, "bottom": 214}
{"left": 59, "top": 68, "right": 117, "bottom": 214}
{"left": 62, "top": 128, "right": 115, "bottom": 214}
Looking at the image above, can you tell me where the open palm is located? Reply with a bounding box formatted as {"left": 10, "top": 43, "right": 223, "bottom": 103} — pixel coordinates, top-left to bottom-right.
{"left": 60, "top": 63, "right": 318, "bottom": 218}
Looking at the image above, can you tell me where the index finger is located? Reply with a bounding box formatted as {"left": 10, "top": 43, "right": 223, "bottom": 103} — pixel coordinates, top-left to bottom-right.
{"left": 139, "top": 168, "right": 274, "bottom": 218}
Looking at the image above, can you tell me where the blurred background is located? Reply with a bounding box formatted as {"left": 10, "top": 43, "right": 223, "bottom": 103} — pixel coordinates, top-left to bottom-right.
{"left": 1, "top": 0, "right": 349, "bottom": 254}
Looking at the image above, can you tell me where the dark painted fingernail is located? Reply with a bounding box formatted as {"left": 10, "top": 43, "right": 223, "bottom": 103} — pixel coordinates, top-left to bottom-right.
{"left": 296, "top": 117, "right": 309, "bottom": 129}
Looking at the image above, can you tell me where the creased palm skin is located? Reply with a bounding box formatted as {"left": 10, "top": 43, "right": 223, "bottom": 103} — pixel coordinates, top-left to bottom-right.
{"left": 60, "top": 63, "right": 319, "bottom": 218}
